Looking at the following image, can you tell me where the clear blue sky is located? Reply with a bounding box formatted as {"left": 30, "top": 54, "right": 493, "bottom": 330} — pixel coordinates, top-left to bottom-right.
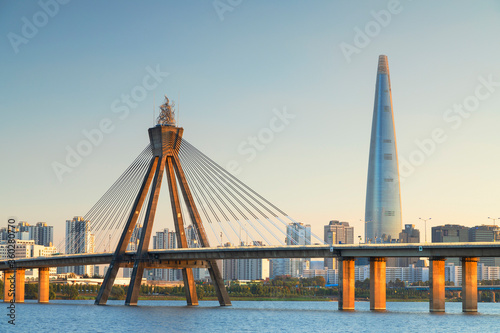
{"left": 1, "top": 0, "right": 500, "bottom": 247}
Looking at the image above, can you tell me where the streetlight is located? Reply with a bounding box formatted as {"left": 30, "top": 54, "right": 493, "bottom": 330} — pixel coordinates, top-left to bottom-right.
{"left": 488, "top": 217, "right": 500, "bottom": 242}
{"left": 488, "top": 217, "right": 499, "bottom": 226}
{"left": 419, "top": 217, "right": 431, "bottom": 243}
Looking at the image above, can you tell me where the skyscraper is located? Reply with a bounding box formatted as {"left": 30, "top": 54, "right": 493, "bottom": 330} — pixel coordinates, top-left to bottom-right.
{"left": 223, "top": 241, "right": 269, "bottom": 281}
{"left": 65, "top": 216, "right": 94, "bottom": 276}
{"left": 34, "top": 222, "right": 54, "bottom": 247}
{"left": 365, "top": 55, "right": 402, "bottom": 243}
{"left": 469, "top": 225, "right": 500, "bottom": 266}
{"left": 398, "top": 224, "right": 420, "bottom": 267}
{"left": 323, "top": 220, "right": 354, "bottom": 269}
{"left": 152, "top": 228, "right": 179, "bottom": 281}
{"left": 270, "top": 222, "right": 311, "bottom": 278}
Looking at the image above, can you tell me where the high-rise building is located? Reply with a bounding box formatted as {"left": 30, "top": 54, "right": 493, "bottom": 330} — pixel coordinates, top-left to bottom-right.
{"left": 272, "top": 222, "right": 311, "bottom": 278}
{"left": 365, "top": 55, "right": 403, "bottom": 243}
{"left": 185, "top": 225, "right": 209, "bottom": 280}
{"left": 5, "top": 221, "right": 54, "bottom": 247}
{"left": 222, "top": 242, "right": 238, "bottom": 280}
{"left": 122, "top": 224, "right": 143, "bottom": 278}
{"left": 399, "top": 224, "right": 420, "bottom": 243}
{"left": 65, "top": 216, "right": 94, "bottom": 276}
{"left": 397, "top": 224, "right": 420, "bottom": 267}
{"left": 432, "top": 224, "right": 469, "bottom": 266}
{"left": 223, "top": 241, "right": 269, "bottom": 281}
{"left": 469, "top": 225, "right": 500, "bottom": 266}
{"left": 286, "top": 222, "right": 311, "bottom": 246}
{"left": 34, "top": 222, "right": 54, "bottom": 247}
{"left": 323, "top": 220, "right": 354, "bottom": 269}
{"left": 0, "top": 240, "right": 57, "bottom": 276}
{"left": 432, "top": 224, "right": 469, "bottom": 243}
{"left": 151, "top": 228, "right": 179, "bottom": 281}
{"left": 468, "top": 225, "right": 500, "bottom": 242}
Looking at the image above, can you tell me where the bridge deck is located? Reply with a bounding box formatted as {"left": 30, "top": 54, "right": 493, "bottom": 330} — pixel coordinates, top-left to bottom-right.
{"left": 1, "top": 242, "right": 499, "bottom": 271}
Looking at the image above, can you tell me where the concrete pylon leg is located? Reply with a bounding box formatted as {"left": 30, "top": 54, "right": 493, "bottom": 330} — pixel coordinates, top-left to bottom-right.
{"left": 429, "top": 258, "right": 445, "bottom": 312}
{"left": 181, "top": 268, "right": 198, "bottom": 306}
{"left": 38, "top": 267, "right": 50, "bottom": 303}
{"left": 462, "top": 257, "right": 478, "bottom": 312}
{"left": 126, "top": 156, "right": 166, "bottom": 306}
{"left": 339, "top": 257, "right": 355, "bottom": 311}
{"left": 172, "top": 155, "right": 231, "bottom": 306}
{"left": 15, "top": 269, "right": 25, "bottom": 303}
{"left": 166, "top": 157, "right": 198, "bottom": 306}
{"left": 95, "top": 157, "right": 158, "bottom": 306}
{"left": 3, "top": 270, "right": 14, "bottom": 302}
{"left": 370, "top": 257, "right": 386, "bottom": 311}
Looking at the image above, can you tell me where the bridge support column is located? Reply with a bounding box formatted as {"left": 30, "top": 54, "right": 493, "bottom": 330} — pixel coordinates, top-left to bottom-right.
{"left": 3, "top": 270, "right": 14, "bottom": 302}
{"left": 339, "top": 257, "right": 355, "bottom": 311}
{"left": 429, "top": 257, "right": 445, "bottom": 312}
{"left": 38, "top": 267, "right": 50, "bottom": 303}
{"left": 462, "top": 257, "right": 478, "bottom": 312}
{"left": 15, "top": 269, "right": 25, "bottom": 303}
{"left": 370, "top": 257, "right": 386, "bottom": 311}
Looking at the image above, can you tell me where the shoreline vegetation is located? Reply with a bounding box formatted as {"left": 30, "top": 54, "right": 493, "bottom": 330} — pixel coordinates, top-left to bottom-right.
{"left": 1, "top": 277, "right": 498, "bottom": 303}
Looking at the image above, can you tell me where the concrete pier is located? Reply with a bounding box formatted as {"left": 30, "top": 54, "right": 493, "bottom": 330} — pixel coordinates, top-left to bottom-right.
{"left": 429, "top": 258, "right": 445, "bottom": 312}
{"left": 3, "top": 270, "right": 14, "bottom": 302}
{"left": 15, "top": 269, "right": 25, "bottom": 303}
{"left": 338, "top": 257, "right": 355, "bottom": 311}
{"left": 38, "top": 267, "right": 50, "bottom": 303}
{"left": 370, "top": 257, "right": 386, "bottom": 311}
{"left": 462, "top": 257, "right": 478, "bottom": 312}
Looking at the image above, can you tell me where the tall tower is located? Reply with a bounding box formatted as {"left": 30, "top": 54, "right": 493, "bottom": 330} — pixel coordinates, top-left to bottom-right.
{"left": 365, "top": 55, "right": 402, "bottom": 243}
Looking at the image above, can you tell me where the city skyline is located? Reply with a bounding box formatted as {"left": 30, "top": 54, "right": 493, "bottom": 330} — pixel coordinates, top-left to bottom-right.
{"left": 1, "top": 1, "right": 500, "bottom": 246}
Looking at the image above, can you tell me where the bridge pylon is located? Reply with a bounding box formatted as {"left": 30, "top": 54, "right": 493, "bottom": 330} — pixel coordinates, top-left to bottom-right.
{"left": 95, "top": 96, "right": 231, "bottom": 306}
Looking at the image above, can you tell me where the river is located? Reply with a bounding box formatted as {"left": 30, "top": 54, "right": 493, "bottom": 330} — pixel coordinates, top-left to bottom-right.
{"left": 2, "top": 300, "right": 499, "bottom": 332}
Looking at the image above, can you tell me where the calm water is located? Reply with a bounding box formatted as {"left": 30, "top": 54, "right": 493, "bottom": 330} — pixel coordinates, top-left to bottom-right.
{"left": 2, "top": 300, "right": 499, "bottom": 332}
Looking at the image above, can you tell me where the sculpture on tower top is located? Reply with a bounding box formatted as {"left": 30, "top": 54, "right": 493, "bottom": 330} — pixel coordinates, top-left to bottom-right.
{"left": 157, "top": 95, "right": 176, "bottom": 126}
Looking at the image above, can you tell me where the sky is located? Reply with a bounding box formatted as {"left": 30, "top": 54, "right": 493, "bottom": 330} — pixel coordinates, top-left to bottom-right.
{"left": 1, "top": 0, "right": 500, "bottom": 248}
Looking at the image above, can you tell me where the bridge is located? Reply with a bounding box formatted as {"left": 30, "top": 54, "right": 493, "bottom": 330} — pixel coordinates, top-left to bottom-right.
{"left": 3, "top": 242, "right": 500, "bottom": 312}
{"left": 2, "top": 96, "right": 499, "bottom": 313}
{"left": 2, "top": 242, "right": 500, "bottom": 269}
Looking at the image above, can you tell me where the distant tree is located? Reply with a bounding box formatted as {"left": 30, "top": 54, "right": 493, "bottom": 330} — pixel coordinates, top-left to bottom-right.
{"left": 196, "top": 285, "right": 205, "bottom": 300}
{"left": 110, "top": 286, "right": 125, "bottom": 300}
{"left": 25, "top": 284, "right": 38, "bottom": 299}
{"left": 314, "top": 276, "right": 326, "bottom": 287}
{"left": 64, "top": 285, "right": 79, "bottom": 300}
{"left": 49, "top": 284, "right": 57, "bottom": 300}
{"left": 250, "top": 284, "right": 264, "bottom": 295}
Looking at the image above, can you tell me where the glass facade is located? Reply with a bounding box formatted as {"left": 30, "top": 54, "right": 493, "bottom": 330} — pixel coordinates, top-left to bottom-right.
{"left": 365, "top": 55, "right": 402, "bottom": 243}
